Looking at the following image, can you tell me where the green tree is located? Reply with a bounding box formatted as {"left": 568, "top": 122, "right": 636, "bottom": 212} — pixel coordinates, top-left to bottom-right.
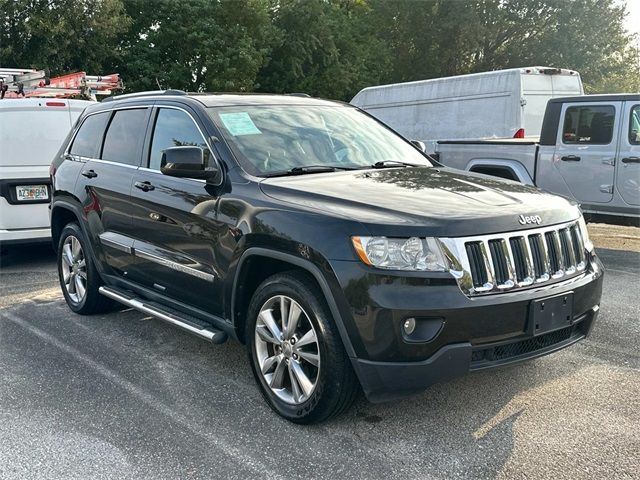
{"left": 369, "top": 0, "right": 635, "bottom": 93}
{"left": 0, "top": 0, "right": 130, "bottom": 75}
{"left": 257, "top": 0, "right": 391, "bottom": 100}
{"left": 116, "top": 0, "right": 275, "bottom": 92}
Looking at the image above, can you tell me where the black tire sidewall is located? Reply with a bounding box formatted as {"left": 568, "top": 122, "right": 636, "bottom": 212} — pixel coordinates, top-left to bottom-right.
{"left": 57, "top": 223, "right": 102, "bottom": 314}
{"left": 247, "top": 274, "right": 345, "bottom": 423}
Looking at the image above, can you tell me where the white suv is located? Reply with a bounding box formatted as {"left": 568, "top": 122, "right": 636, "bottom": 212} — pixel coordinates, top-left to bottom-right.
{"left": 0, "top": 98, "right": 90, "bottom": 246}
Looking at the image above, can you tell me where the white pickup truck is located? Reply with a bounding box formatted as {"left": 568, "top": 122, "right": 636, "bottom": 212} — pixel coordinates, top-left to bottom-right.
{"left": 435, "top": 94, "right": 640, "bottom": 223}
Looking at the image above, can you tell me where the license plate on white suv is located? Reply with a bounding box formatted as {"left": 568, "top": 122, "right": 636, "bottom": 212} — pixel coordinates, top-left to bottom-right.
{"left": 15, "top": 185, "right": 49, "bottom": 201}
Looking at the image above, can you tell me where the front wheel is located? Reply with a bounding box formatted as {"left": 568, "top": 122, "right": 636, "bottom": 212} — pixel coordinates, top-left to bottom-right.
{"left": 247, "top": 271, "right": 359, "bottom": 423}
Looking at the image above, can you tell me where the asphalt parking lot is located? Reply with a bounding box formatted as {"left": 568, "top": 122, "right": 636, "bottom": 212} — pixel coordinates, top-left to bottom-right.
{"left": 0, "top": 242, "right": 638, "bottom": 480}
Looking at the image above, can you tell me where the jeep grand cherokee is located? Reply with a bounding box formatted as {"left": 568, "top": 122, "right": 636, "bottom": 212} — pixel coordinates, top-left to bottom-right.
{"left": 50, "top": 91, "right": 603, "bottom": 423}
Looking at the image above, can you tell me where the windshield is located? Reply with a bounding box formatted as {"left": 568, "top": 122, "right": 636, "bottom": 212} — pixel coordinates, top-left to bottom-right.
{"left": 208, "top": 105, "right": 433, "bottom": 176}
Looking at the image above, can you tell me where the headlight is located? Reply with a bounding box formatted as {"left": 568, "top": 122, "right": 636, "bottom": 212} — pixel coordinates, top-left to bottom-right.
{"left": 578, "top": 216, "right": 594, "bottom": 252}
{"left": 351, "top": 236, "right": 448, "bottom": 271}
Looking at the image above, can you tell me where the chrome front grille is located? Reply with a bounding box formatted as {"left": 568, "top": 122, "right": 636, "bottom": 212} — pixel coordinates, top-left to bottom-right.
{"left": 440, "top": 220, "right": 587, "bottom": 296}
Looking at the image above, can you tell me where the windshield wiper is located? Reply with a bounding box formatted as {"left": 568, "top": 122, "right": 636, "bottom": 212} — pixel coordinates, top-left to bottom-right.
{"left": 370, "top": 160, "right": 425, "bottom": 169}
{"left": 265, "top": 165, "right": 356, "bottom": 177}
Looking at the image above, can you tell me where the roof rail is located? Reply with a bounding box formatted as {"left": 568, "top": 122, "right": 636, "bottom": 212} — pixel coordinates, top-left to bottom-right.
{"left": 102, "top": 89, "right": 187, "bottom": 103}
{"left": 284, "top": 92, "right": 311, "bottom": 98}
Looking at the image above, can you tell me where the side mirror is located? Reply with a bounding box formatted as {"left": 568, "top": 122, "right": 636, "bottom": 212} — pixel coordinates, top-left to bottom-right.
{"left": 411, "top": 140, "right": 428, "bottom": 153}
{"left": 160, "top": 146, "right": 219, "bottom": 181}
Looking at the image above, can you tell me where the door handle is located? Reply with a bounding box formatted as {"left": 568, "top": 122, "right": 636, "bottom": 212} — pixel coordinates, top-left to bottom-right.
{"left": 621, "top": 156, "right": 640, "bottom": 164}
{"left": 134, "top": 181, "right": 155, "bottom": 192}
{"left": 81, "top": 169, "right": 98, "bottom": 178}
{"left": 561, "top": 155, "right": 581, "bottom": 162}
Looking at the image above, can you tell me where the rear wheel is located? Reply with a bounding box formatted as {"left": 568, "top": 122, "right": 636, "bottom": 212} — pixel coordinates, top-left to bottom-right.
{"left": 57, "top": 222, "right": 113, "bottom": 314}
{"left": 247, "top": 271, "right": 359, "bottom": 423}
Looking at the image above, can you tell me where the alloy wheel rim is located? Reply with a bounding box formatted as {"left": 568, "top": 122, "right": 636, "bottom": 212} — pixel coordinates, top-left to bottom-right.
{"left": 255, "top": 295, "right": 320, "bottom": 405}
{"left": 60, "top": 235, "right": 87, "bottom": 304}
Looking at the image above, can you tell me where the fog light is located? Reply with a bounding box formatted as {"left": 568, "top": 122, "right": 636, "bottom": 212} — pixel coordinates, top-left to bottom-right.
{"left": 403, "top": 318, "right": 416, "bottom": 335}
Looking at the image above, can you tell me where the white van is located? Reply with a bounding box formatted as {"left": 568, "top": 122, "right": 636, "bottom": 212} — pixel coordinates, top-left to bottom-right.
{"left": 350, "top": 67, "right": 584, "bottom": 152}
{"left": 0, "top": 99, "right": 90, "bottom": 245}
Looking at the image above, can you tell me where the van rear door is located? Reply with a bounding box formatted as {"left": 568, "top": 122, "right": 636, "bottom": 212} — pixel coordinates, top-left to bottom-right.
{"left": 521, "top": 70, "right": 583, "bottom": 138}
{"left": 0, "top": 100, "right": 77, "bottom": 233}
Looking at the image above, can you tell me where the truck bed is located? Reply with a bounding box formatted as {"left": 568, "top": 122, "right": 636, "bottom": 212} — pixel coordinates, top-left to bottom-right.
{"left": 435, "top": 140, "right": 539, "bottom": 184}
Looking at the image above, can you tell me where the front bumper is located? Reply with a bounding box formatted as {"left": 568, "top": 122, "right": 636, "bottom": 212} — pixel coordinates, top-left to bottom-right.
{"left": 329, "top": 252, "right": 603, "bottom": 402}
{"left": 353, "top": 307, "right": 597, "bottom": 402}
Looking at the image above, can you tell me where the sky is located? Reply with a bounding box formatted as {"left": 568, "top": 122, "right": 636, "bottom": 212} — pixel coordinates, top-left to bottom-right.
{"left": 624, "top": 0, "right": 640, "bottom": 36}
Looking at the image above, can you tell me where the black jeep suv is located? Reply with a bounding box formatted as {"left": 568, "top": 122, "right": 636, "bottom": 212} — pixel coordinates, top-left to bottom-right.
{"left": 50, "top": 91, "right": 603, "bottom": 423}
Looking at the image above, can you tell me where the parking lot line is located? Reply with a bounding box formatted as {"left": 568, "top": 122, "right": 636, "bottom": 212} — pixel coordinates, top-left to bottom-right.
{"left": 0, "top": 309, "right": 284, "bottom": 480}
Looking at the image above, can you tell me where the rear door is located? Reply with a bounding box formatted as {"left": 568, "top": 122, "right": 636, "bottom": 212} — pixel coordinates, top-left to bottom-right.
{"left": 616, "top": 102, "right": 640, "bottom": 206}
{"left": 552, "top": 101, "right": 620, "bottom": 204}
{"left": 77, "top": 106, "right": 151, "bottom": 275}
{"left": 125, "top": 105, "right": 226, "bottom": 316}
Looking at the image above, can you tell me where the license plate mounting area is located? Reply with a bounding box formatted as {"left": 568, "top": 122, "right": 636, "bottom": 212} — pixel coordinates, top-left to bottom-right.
{"left": 528, "top": 292, "right": 574, "bottom": 336}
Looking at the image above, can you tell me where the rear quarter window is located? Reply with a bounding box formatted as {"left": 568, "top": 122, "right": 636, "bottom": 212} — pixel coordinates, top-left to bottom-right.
{"left": 69, "top": 112, "right": 110, "bottom": 158}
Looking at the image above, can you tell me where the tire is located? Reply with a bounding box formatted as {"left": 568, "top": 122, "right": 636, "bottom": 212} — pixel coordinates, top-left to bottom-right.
{"left": 247, "top": 271, "right": 359, "bottom": 424}
{"left": 57, "top": 222, "right": 114, "bottom": 315}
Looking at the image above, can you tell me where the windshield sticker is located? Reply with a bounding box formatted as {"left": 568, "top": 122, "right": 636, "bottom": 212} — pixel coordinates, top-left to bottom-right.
{"left": 219, "top": 112, "right": 262, "bottom": 136}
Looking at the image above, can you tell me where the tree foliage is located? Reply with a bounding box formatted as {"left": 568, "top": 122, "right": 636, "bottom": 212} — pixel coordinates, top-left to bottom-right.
{"left": 0, "top": 0, "right": 130, "bottom": 74}
{"left": 0, "top": 0, "right": 636, "bottom": 99}
{"left": 116, "top": 0, "right": 275, "bottom": 92}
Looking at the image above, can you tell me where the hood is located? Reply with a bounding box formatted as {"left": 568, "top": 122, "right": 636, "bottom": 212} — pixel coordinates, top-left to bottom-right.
{"left": 260, "top": 167, "right": 580, "bottom": 237}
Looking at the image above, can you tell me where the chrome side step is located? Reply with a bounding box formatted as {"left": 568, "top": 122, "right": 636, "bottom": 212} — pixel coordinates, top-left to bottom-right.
{"left": 99, "top": 286, "right": 228, "bottom": 344}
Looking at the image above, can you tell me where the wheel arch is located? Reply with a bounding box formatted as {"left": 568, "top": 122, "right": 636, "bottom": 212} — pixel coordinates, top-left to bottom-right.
{"left": 230, "top": 248, "right": 356, "bottom": 358}
{"left": 51, "top": 200, "right": 82, "bottom": 252}
{"left": 467, "top": 159, "right": 533, "bottom": 184}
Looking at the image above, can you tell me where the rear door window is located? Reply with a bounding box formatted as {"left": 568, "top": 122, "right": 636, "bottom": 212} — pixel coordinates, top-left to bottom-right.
{"left": 562, "top": 105, "right": 615, "bottom": 144}
{"left": 101, "top": 108, "right": 149, "bottom": 166}
{"left": 69, "top": 112, "right": 110, "bottom": 158}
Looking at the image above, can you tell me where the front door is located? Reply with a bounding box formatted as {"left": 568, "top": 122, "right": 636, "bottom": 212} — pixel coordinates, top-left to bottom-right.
{"left": 126, "top": 106, "right": 226, "bottom": 316}
{"left": 553, "top": 101, "right": 620, "bottom": 205}
{"left": 616, "top": 102, "right": 640, "bottom": 207}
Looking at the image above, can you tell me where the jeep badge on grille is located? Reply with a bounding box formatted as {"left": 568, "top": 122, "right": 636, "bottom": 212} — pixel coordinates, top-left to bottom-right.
{"left": 519, "top": 214, "right": 542, "bottom": 225}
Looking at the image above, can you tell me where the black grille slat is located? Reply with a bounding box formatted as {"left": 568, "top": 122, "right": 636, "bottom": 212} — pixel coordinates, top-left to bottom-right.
{"left": 529, "top": 234, "right": 545, "bottom": 277}
{"left": 545, "top": 232, "right": 560, "bottom": 273}
{"left": 509, "top": 237, "right": 528, "bottom": 282}
{"left": 559, "top": 228, "right": 573, "bottom": 269}
{"left": 465, "top": 242, "right": 487, "bottom": 287}
{"left": 488, "top": 240, "right": 508, "bottom": 284}
{"left": 570, "top": 225, "right": 584, "bottom": 265}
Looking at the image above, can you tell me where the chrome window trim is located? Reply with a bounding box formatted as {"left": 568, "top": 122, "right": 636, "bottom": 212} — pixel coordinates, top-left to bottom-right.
{"left": 64, "top": 105, "right": 154, "bottom": 158}
{"left": 64, "top": 103, "right": 224, "bottom": 186}
{"left": 439, "top": 219, "right": 588, "bottom": 297}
